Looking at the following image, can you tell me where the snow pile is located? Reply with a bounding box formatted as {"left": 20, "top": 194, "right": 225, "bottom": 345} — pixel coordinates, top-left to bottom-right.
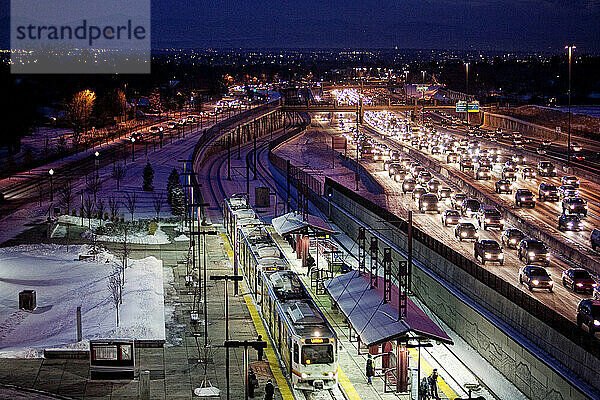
{"left": 82, "top": 226, "right": 170, "bottom": 245}
{"left": 0, "top": 244, "right": 167, "bottom": 358}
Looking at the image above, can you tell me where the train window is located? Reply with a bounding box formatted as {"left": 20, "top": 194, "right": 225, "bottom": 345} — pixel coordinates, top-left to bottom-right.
{"left": 301, "top": 344, "right": 334, "bottom": 365}
{"left": 294, "top": 343, "right": 299, "bottom": 363}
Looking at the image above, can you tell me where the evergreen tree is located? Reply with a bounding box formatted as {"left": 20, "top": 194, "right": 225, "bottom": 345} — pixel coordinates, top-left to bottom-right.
{"left": 142, "top": 162, "right": 155, "bottom": 191}
{"left": 166, "top": 168, "right": 180, "bottom": 206}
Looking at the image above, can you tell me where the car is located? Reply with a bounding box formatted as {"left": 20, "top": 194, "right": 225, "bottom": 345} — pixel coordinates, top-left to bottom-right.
{"left": 537, "top": 161, "right": 557, "bottom": 177}
{"left": 558, "top": 214, "right": 584, "bottom": 231}
{"left": 541, "top": 139, "right": 552, "bottom": 147}
{"left": 426, "top": 179, "right": 442, "bottom": 193}
{"left": 477, "top": 206, "right": 504, "bottom": 230}
{"left": 419, "top": 193, "right": 441, "bottom": 213}
{"left": 186, "top": 115, "right": 198, "bottom": 123}
{"left": 130, "top": 132, "right": 143, "bottom": 142}
{"left": 461, "top": 198, "right": 482, "bottom": 218}
{"left": 495, "top": 179, "right": 513, "bottom": 194}
{"left": 455, "top": 223, "right": 479, "bottom": 241}
{"left": 538, "top": 183, "right": 559, "bottom": 202}
{"left": 519, "top": 265, "right": 553, "bottom": 292}
{"left": 502, "top": 228, "right": 525, "bottom": 249}
{"left": 431, "top": 146, "right": 442, "bottom": 155}
{"left": 447, "top": 153, "right": 459, "bottom": 163}
{"left": 502, "top": 167, "right": 517, "bottom": 181}
{"left": 562, "top": 197, "right": 588, "bottom": 216}
{"left": 474, "top": 239, "right": 504, "bottom": 265}
{"left": 417, "top": 171, "right": 433, "bottom": 185}
{"left": 521, "top": 167, "right": 537, "bottom": 180}
{"left": 438, "top": 187, "right": 453, "bottom": 203}
{"left": 561, "top": 176, "right": 580, "bottom": 188}
{"left": 536, "top": 146, "right": 547, "bottom": 155}
{"left": 441, "top": 209, "right": 461, "bottom": 226}
{"left": 574, "top": 153, "right": 586, "bottom": 161}
{"left": 390, "top": 151, "right": 401, "bottom": 162}
{"left": 563, "top": 268, "right": 597, "bottom": 293}
{"left": 571, "top": 142, "right": 583, "bottom": 152}
{"left": 558, "top": 185, "right": 579, "bottom": 199}
{"left": 389, "top": 165, "right": 406, "bottom": 182}
{"left": 475, "top": 166, "right": 492, "bottom": 180}
{"left": 402, "top": 178, "right": 417, "bottom": 193}
{"left": 518, "top": 239, "right": 550, "bottom": 266}
{"left": 166, "top": 121, "right": 178, "bottom": 129}
{"left": 412, "top": 186, "right": 427, "bottom": 201}
{"left": 451, "top": 193, "right": 468, "bottom": 210}
{"left": 512, "top": 153, "right": 526, "bottom": 165}
{"left": 591, "top": 229, "right": 600, "bottom": 251}
{"left": 149, "top": 126, "right": 164, "bottom": 134}
{"left": 460, "top": 158, "right": 474, "bottom": 171}
{"left": 515, "top": 189, "right": 536, "bottom": 208}
{"left": 577, "top": 299, "right": 600, "bottom": 335}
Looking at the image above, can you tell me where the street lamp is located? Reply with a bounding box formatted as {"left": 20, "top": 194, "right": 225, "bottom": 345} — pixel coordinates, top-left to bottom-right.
{"left": 130, "top": 137, "right": 136, "bottom": 162}
{"left": 565, "top": 45, "right": 576, "bottom": 169}
{"left": 94, "top": 151, "right": 100, "bottom": 179}
{"left": 49, "top": 169, "right": 54, "bottom": 203}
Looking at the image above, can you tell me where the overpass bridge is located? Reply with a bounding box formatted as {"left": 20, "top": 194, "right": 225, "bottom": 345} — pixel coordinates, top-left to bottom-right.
{"left": 280, "top": 103, "right": 458, "bottom": 121}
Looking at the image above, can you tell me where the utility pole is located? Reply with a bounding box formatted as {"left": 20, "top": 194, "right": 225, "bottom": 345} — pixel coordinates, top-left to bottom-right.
{"left": 565, "top": 45, "right": 575, "bottom": 169}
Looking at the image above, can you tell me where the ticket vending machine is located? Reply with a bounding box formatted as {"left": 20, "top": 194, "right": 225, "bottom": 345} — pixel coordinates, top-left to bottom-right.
{"left": 90, "top": 340, "right": 135, "bottom": 379}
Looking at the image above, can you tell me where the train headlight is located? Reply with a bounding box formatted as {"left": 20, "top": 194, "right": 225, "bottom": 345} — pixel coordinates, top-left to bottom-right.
{"left": 325, "top": 372, "right": 335, "bottom": 377}
{"left": 301, "top": 373, "right": 308, "bottom": 379}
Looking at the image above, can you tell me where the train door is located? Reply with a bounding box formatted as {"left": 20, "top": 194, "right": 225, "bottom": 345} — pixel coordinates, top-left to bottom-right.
{"left": 277, "top": 318, "right": 282, "bottom": 351}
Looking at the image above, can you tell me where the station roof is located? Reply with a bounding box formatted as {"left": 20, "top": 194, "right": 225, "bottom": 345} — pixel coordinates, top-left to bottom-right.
{"left": 271, "top": 212, "right": 335, "bottom": 237}
{"left": 325, "top": 270, "right": 453, "bottom": 347}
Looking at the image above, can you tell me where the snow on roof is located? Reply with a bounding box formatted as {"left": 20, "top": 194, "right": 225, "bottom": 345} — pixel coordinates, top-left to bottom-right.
{"left": 271, "top": 212, "right": 335, "bottom": 236}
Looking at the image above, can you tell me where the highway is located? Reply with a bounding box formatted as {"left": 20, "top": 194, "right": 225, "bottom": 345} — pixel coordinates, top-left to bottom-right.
{"left": 314, "top": 112, "right": 598, "bottom": 329}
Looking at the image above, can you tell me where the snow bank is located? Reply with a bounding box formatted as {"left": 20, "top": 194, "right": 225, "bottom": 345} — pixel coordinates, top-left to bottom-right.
{"left": 0, "top": 244, "right": 167, "bottom": 358}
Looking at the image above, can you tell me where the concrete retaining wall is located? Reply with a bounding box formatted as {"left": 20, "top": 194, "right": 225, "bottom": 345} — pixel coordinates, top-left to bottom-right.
{"left": 325, "top": 185, "right": 599, "bottom": 399}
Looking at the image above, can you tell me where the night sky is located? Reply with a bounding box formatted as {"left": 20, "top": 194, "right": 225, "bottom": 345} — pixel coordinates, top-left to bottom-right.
{"left": 3, "top": 0, "right": 600, "bottom": 51}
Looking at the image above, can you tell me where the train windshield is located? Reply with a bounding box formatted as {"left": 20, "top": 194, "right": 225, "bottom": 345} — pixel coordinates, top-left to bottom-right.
{"left": 302, "top": 344, "right": 333, "bottom": 365}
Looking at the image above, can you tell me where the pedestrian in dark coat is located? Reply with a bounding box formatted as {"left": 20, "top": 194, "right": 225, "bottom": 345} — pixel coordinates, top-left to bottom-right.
{"left": 257, "top": 335, "right": 264, "bottom": 361}
{"left": 264, "top": 379, "right": 274, "bottom": 400}
{"left": 248, "top": 368, "right": 258, "bottom": 398}
{"left": 428, "top": 369, "right": 439, "bottom": 399}
{"left": 366, "top": 354, "right": 374, "bottom": 384}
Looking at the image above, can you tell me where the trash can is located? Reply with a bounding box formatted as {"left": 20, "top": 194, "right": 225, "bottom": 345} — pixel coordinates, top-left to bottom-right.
{"left": 19, "top": 290, "right": 37, "bottom": 311}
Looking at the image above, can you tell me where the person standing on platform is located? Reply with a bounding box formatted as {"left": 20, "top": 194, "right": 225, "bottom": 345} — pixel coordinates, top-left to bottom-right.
{"left": 264, "top": 379, "right": 274, "bottom": 400}
{"left": 248, "top": 368, "right": 258, "bottom": 398}
{"left": 257, "top": 335, "right": 264, "bottom": 361}
{"left": 419, "top": 376, "right": 430, "bottom": 400}
{"left": 366, "top": 354, "right": 374, "bottom": 384}
{"left": 428, "top": 369, "right": 439, "bottom": 399}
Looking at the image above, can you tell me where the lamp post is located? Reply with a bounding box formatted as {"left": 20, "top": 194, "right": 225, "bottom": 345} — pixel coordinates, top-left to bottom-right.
{"left": 224, "top": 340, "right": 267, "bottom": 400}
{"left": 465, "top": 62, "right": 469, "bottom": 129}
{"left": 94, "top": 151, "right": 100, "bottom": 179}
{"left": 49, "top": 169, "right": 54, "bottom": 203}
{"left": 130, "top": 137, "right": 136, "bottom": 162}
{"left": 210, "top": 274, "right": 243, "bottom": 400}
{"left": 565, "top": 45, "right": 575, "bottom": 169}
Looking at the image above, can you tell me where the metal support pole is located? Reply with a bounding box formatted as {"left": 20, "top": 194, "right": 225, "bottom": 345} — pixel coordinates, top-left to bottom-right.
{"left": 286, "top": 160, "right": 291, "bottom": 213}
{"left": 408, "top": 211, "right": 413, "bottom": 294}
{"left": 244, "top": 345, "right": 249, "bottom": 400}
{"left": 246, "top": 158, "right": 250, "bottom": 201}
{"left": 227, "top": 133, "right": 231, "bottom": 180}
{"left": 203, "top": 233, "right": 208, "bottom": 347}
{"left": 253, "top": 133, "right": 257, "bottom": 180}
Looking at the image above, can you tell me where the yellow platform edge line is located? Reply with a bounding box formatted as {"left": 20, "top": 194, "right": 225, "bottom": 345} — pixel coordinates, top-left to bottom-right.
{"left": 408, "top": 348, "right": 458, "bottom": 399}
{"left": 220, "top": 233, "right": 295, "bottom": 400}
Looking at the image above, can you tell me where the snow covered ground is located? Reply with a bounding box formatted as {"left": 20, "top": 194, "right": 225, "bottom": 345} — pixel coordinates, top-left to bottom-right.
{"left": 0, "top": 244, "right": 169, "bottom": 358}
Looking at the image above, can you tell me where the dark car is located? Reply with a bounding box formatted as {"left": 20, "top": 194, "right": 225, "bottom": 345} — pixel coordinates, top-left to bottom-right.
{"left": 558, "top": 185, "right": 579, "bottom": 199}
{"left": 475, "top": 166, "right": 492, "bottom": 180}
{"left": 474, "top": 239, "right": 504, "bottom": 265}
{"left": 538, "top": 161, "right": 557, "bottom": 177}
{"left": 451, "top": 193, "right": 468, "bottom": 210}
{"left": 591, "top": 229, "right": 600, "bottom": 251}
{"left": 460, "top": 158, "right": 474, "bottom": 171}
{"left": 388, "top": 164, "right": 406, "bottom": 181}
{"left": 417, "top": 171, "right": 433, "bottom": 185}
{"left": 562, "top": 176, "right": 580, "bottom": 188}
{"left": 577, "top": 299, "right": 600, "bottom": 335}
{"left": 558, "top": 214, "right": 584, "bottom": 231}
{"left": 502, "top": 167, "right": 517, "bottom": 181}
{"left": 441, "top": 209, "right": 461, "bottom": 226}
{"left": 447, "top": 152, "right": 459, "bottom": 163}
{"left": 419, "top": 193, "right": 441, "bottom": 213}
{"left": 477, "top": 206, "right": 504, "bottom": 230}
{"left": 462, "top": 198, "right": 481, "bottom": 218}
{"left": 563, "top": 268, "right": 597, "bottom": 293}
{"left": 518, "top": 239, "right": 550, "bottom": 266}
{"left": 519, "top": 265, "right": 553, "bottom": 292}
{"left": 495, "top": 179, "right": 513, "bottom": 194}
{"left": 130, "top": 132, "right": 143, "bottom": 142}
{"left": 412, "top": 186, "right": 427, "bottom": 201}
{"left": 402, "top": 178, "right": 417, "bottom": 193}
{"left": 512, "top": 153, "right": 526, "bottom": 165}
{"left": 455, "top": 222, "right": 479, "bottom": 241}
{"left": 521, "top": 167, "right": 537, "bottom": 180}
{"left": 426, "top": 179, "right": 442, "bottom": 193}
{"left": 562, "top": 197, "right": 588, "bottom": 216}
{"left": 538, "top": 183, "right": 559, "bottom": 202}
{"left": 515, "top": 189, "right": 535, "bottom": 208}
{"left": 438, "top": 187, "right": 453, "bottom": 204}
{"left": 502, "top": 228, "right": 525, "bottom": 249}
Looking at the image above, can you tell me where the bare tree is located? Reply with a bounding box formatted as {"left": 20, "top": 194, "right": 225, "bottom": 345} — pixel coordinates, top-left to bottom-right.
{"left": 107, "top": 266, "right": 122, "bottom": 326}
{"left": 86, "top": 175, "right": 102, "bottom": 204}
{"left": 123, "top": 192, "right": 137, "bottom": 221}
{"left": 152, "top": 193, "right": 163, "bottom": 221}
{"left": 57, "top": 180, "right": 74, "bottom": 215}
{"left": 111, "top": 164, "right": 126, "bottom": 191}
{"left": 108, "top": 195, "right": 119, "bottom": 221}
{"left": 118, "top": 223, "right": 130, "bottom": 303}
{"left": 82, "top": 196, "right": 95, "bottom": 228}
{"left": 96, "top": 199, "right": 106, "bottom": 226}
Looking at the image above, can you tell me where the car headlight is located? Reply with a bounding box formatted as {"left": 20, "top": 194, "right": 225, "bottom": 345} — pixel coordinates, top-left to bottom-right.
{"left": 461, "top": 232, "right": 467, "bottom": 237}
{"left": 423, "top": 202, "right": 429, "bottom": 206}
{"left": 520, "top": 197, "right": 525, "bottom": 201}
{"left": 475, "top": 232, "right": 479, "bottom": 237}
{"left": 545, "top": 191, "right": 549, "bottom": 195}
{"left": 501, "top": 185, "right": 506, "bottom": 190}
{"left": 576, "top": 282, "right": 583, "bottom": 287}
{"left": 567, "top": 222, "right": 574, "bottom": 228}
{"left": 532, "top": 280, "right": 539, "bottom": 286}
{"left": 546, "top": 253, "right": 551, "bottom": 259}
{"left": 593, "top": 283, "right": 598, "bottom": 287}
{"left": 510, "top": 239, "right": 516, "bottom": 244}
{"left": 594, "top": 320, "right": 600, "bottom": 326}
{"left": 570, "top": 205, "right": 575, "bottom": 209}
{"left": 528, "top": 251, "right": 535, "bottom": 257}
{"left": 544, "top": 169, "right": 548, "bottom": 172}
{"left": 498, "top": 253, "right": 504, "bottom": 259}
{"left": 485, "top": 219, "right": 491, "bottom": 223}
{"left": 500, "top": 219, "right": 505, "bottom": 224}
{"left": 484, "top": 252, "right": 491, "bottom": 259}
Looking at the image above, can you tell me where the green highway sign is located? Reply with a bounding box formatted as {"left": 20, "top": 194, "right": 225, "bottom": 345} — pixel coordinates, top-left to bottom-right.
{"left": 467, "top": 101, "right": 480, "bottom": 112}
{"left": 456, "top": 101, "right": 467, "bottom": 112}
{"left": 416, "top": 85, "right": 428, "bottom": 92}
